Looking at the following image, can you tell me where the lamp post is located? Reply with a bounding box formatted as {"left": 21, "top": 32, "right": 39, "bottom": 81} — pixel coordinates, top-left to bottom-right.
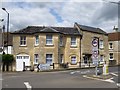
{"left": 2, "top": 8, "right": 9, "bottom": 54}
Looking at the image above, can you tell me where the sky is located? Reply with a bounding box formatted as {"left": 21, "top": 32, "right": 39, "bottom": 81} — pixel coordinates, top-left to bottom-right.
{"left": 0, "top": 0, "right": 119, "bottom": 33}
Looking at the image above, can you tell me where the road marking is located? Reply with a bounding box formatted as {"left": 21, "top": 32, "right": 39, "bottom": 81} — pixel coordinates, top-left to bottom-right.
{"left": 111, "top": 73, "right": 118, "bottom": 77}
{"left": 83, "top": 75, "right": 115, "bottom": 83}
{"left": 81, "top": 70, "right": 90, "bottom": 74}
{"left": 0, "top": 79, "right": 3, "bottom": 81}
{"left": 70, "top": 70, "right": 91, "bottom": 75}
{"left": 104, "top": 78, "right": 115, "bottom": 83}
{"left": 0, "top": 78, "right": 3, "bottom": 81}
{"left": 24, "top": 82, "right": 32, "bottom": 90}
{"left": 116, "top": 83, "right": 120, "bottom": 87}
{"left": 70, "top": 72, "right": 75, "bottom": 74}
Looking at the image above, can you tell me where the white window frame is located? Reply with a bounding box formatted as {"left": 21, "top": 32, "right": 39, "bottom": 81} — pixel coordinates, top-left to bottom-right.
{"left": 34, "top": 54, "right": 39, "bottom": 64}
{"left": 20, "top": 36, "right": 26, "bottom": 46}
{"left": 71, "top": 37, "right": 77, "bottom": 47}
{"left": 109, "top": 43, "right": 113, "bottom": 49}
{"left": 46, "top": 54, "right": 52, "bottom": 65}
{"left": 109, "top": 53, "right": 114, "bottom": 60}
{"left": 99, "top": 40, "right": 104, "bottom": 49}
{"left": 35, "top": 35, "right": 39, "bottom": 46}
{"left": 71, "top": 56, "right": 77, "bottom": 64}
{"left": 46, "top": 35, "right": 53, "bottom": 45}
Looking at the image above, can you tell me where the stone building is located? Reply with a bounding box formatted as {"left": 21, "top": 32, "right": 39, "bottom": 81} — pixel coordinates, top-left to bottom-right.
{"left": 12, "top": 23, "right": 109, "bottom": 71}
{"left": 74, "top": 23, "right": 109, "bottom": 67}
{"left": 108, "top": 31, "right": 120, "bottom": 66}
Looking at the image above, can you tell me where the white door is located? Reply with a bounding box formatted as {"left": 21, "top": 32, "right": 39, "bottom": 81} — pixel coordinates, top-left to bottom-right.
{"left": 16, "top": 56, "right": 23, "bottom": 71}
{"left": 16, "top": 55, "right": 30, "bottom": 71}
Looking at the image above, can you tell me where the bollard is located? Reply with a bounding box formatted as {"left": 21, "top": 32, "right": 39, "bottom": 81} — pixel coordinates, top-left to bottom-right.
{"left": 103, "top": 64, "right": 109, "bottom": 75}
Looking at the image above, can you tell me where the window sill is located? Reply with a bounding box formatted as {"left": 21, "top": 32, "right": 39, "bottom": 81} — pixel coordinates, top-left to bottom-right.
{"left": 109, "top": 59, "right": 114, "bottom": 61}
{"left": 70, "top": 45, "right": 77, "bottom": 48}
{"left": 34, "top": 63, "right": 39, "bottom": 65}
{"left": 60, "top": 45, "right": 64, "bottom": 47}
{"left": 70, "top": 63, "right": 77, "bottom": 65}
{"left": 45, "top": 44, "right": 54, "bottom": 46}
{"left": 34, "top": 44, "right": 39, "bottom": 47}
{"left": 99, "top": 48, "right": 104, "bottom": 50}
{"left": 109, "top": 48, "right": 113, "bottom": 50}
{"left": 20, "top": 45, "right": 27, "bottom": 47}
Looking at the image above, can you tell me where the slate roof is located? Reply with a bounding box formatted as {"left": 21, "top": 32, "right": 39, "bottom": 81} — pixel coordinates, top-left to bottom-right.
{"left": 75, "top": 23, "right": 107, "bottom": 35}
{"left": 12, "top": 26, "right": 81, "bottom": 35}
{"left": 52, "top": 27, "right": 79, "bottom": 35}
{"left": 12, "top": 23, "right": 107, "bottom": 35}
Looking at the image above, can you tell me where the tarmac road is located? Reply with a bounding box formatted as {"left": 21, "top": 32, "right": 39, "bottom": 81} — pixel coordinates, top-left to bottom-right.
{"left": 1, "top": 66, "right": 119, "bottom": 89}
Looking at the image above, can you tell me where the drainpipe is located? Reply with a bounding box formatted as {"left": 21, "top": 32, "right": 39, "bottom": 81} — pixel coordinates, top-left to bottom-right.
{"left": 80, "top": 35, "right": 83, "bottom": 68}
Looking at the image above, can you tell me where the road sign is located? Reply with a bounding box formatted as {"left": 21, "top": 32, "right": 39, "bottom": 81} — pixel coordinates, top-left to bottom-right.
{"left": 92, "top": 37, "right": 99, "bottom": 76}
{"left": 92, "top": 51, "right": 98, "bottom": 58}
{"left": 38, "top": 64, "right": 51, "bottom": 71}
{"left": 92, "top": 38, "right": 98, "bottom": 47}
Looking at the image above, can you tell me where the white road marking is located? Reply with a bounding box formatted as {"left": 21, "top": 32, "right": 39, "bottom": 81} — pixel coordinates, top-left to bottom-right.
{"left": 70, "top": 72, "right": 75, "bottom": 74}
{"left": 0, "top": 78, "right": 3, "bottom": 80}
{"left": 116, "top": 83, "right": 120, "bottom": 87}
{"left": 104, "top": 78, "right": 115, "bottom": 83}
{"left": 70, "top": 70, "right": 91, "bottom": 75}
{"left": 83, "top": 75, "right": 115, "bottom": 83}
{"left": 81, "top": 70, "right": 90, "bottom": 74}
{"left": 111, "top": 73, "right": 118, "bottom": 77}
{"left": 24, "top": 82, "right": 32, "bottom": 90}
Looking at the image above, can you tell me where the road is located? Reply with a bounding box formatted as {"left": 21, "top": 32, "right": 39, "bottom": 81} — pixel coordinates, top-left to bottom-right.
{"left": 1, "top": 66, "right": 119, "bottom": 89}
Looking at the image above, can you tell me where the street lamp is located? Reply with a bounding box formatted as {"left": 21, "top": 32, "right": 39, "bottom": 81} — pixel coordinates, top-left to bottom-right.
{"left": 2, "top": 8, "right": 9, "bottom": 54}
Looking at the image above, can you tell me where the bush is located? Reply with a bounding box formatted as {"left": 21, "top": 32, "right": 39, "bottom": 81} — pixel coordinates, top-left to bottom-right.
{"left": 2, "top": 54, "right": 14, "bottom": 71}
{"left": 2, "top": 54, "right": 14, "bottom": 64}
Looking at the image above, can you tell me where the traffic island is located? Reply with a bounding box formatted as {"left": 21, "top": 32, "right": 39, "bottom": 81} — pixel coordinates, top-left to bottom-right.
{"left": 83, "top": 74, "right": 113, "bottom": 80}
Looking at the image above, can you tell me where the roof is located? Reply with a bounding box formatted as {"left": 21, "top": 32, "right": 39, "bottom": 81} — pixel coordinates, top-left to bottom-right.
{"left": 108, "top": 32, "right": 120, "bottom": 41}
{"left": 0, "top": 32, "right": 13, "bottom": 46}
{"left": 12, "top": 23, "right": 107, "bottom": 36}
{"left": 75, "top": 22, "right": 107, "bottom": 35}
{"left": 12, "top": 26, "right": 81, "bottom": 35}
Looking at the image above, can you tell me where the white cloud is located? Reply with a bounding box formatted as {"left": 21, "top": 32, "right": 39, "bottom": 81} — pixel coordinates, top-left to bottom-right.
{"left": 1, "top": 1, "right": 118, "bottom": 33}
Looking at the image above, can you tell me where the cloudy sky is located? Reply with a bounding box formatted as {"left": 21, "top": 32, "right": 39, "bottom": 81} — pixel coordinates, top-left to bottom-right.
{"left": 0, "top": 0, "right": 119, "bottom": 33}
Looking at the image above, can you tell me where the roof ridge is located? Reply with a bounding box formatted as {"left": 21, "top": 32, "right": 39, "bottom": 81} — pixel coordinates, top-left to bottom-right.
{"left": 40, "top": 27, "right": 59, "bottom": 32}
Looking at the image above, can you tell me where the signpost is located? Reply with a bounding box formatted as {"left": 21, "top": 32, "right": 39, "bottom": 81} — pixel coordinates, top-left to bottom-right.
{"left": 38, "top": 64, "right": 51, "bottom": 71}
{"left": 92, "top": 37, "right": 99, "bottom": 76}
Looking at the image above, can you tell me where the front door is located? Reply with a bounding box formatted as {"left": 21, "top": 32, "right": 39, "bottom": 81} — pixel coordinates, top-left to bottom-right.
{"left": 84, "top": 56, "right": 88, "bottom": 64}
